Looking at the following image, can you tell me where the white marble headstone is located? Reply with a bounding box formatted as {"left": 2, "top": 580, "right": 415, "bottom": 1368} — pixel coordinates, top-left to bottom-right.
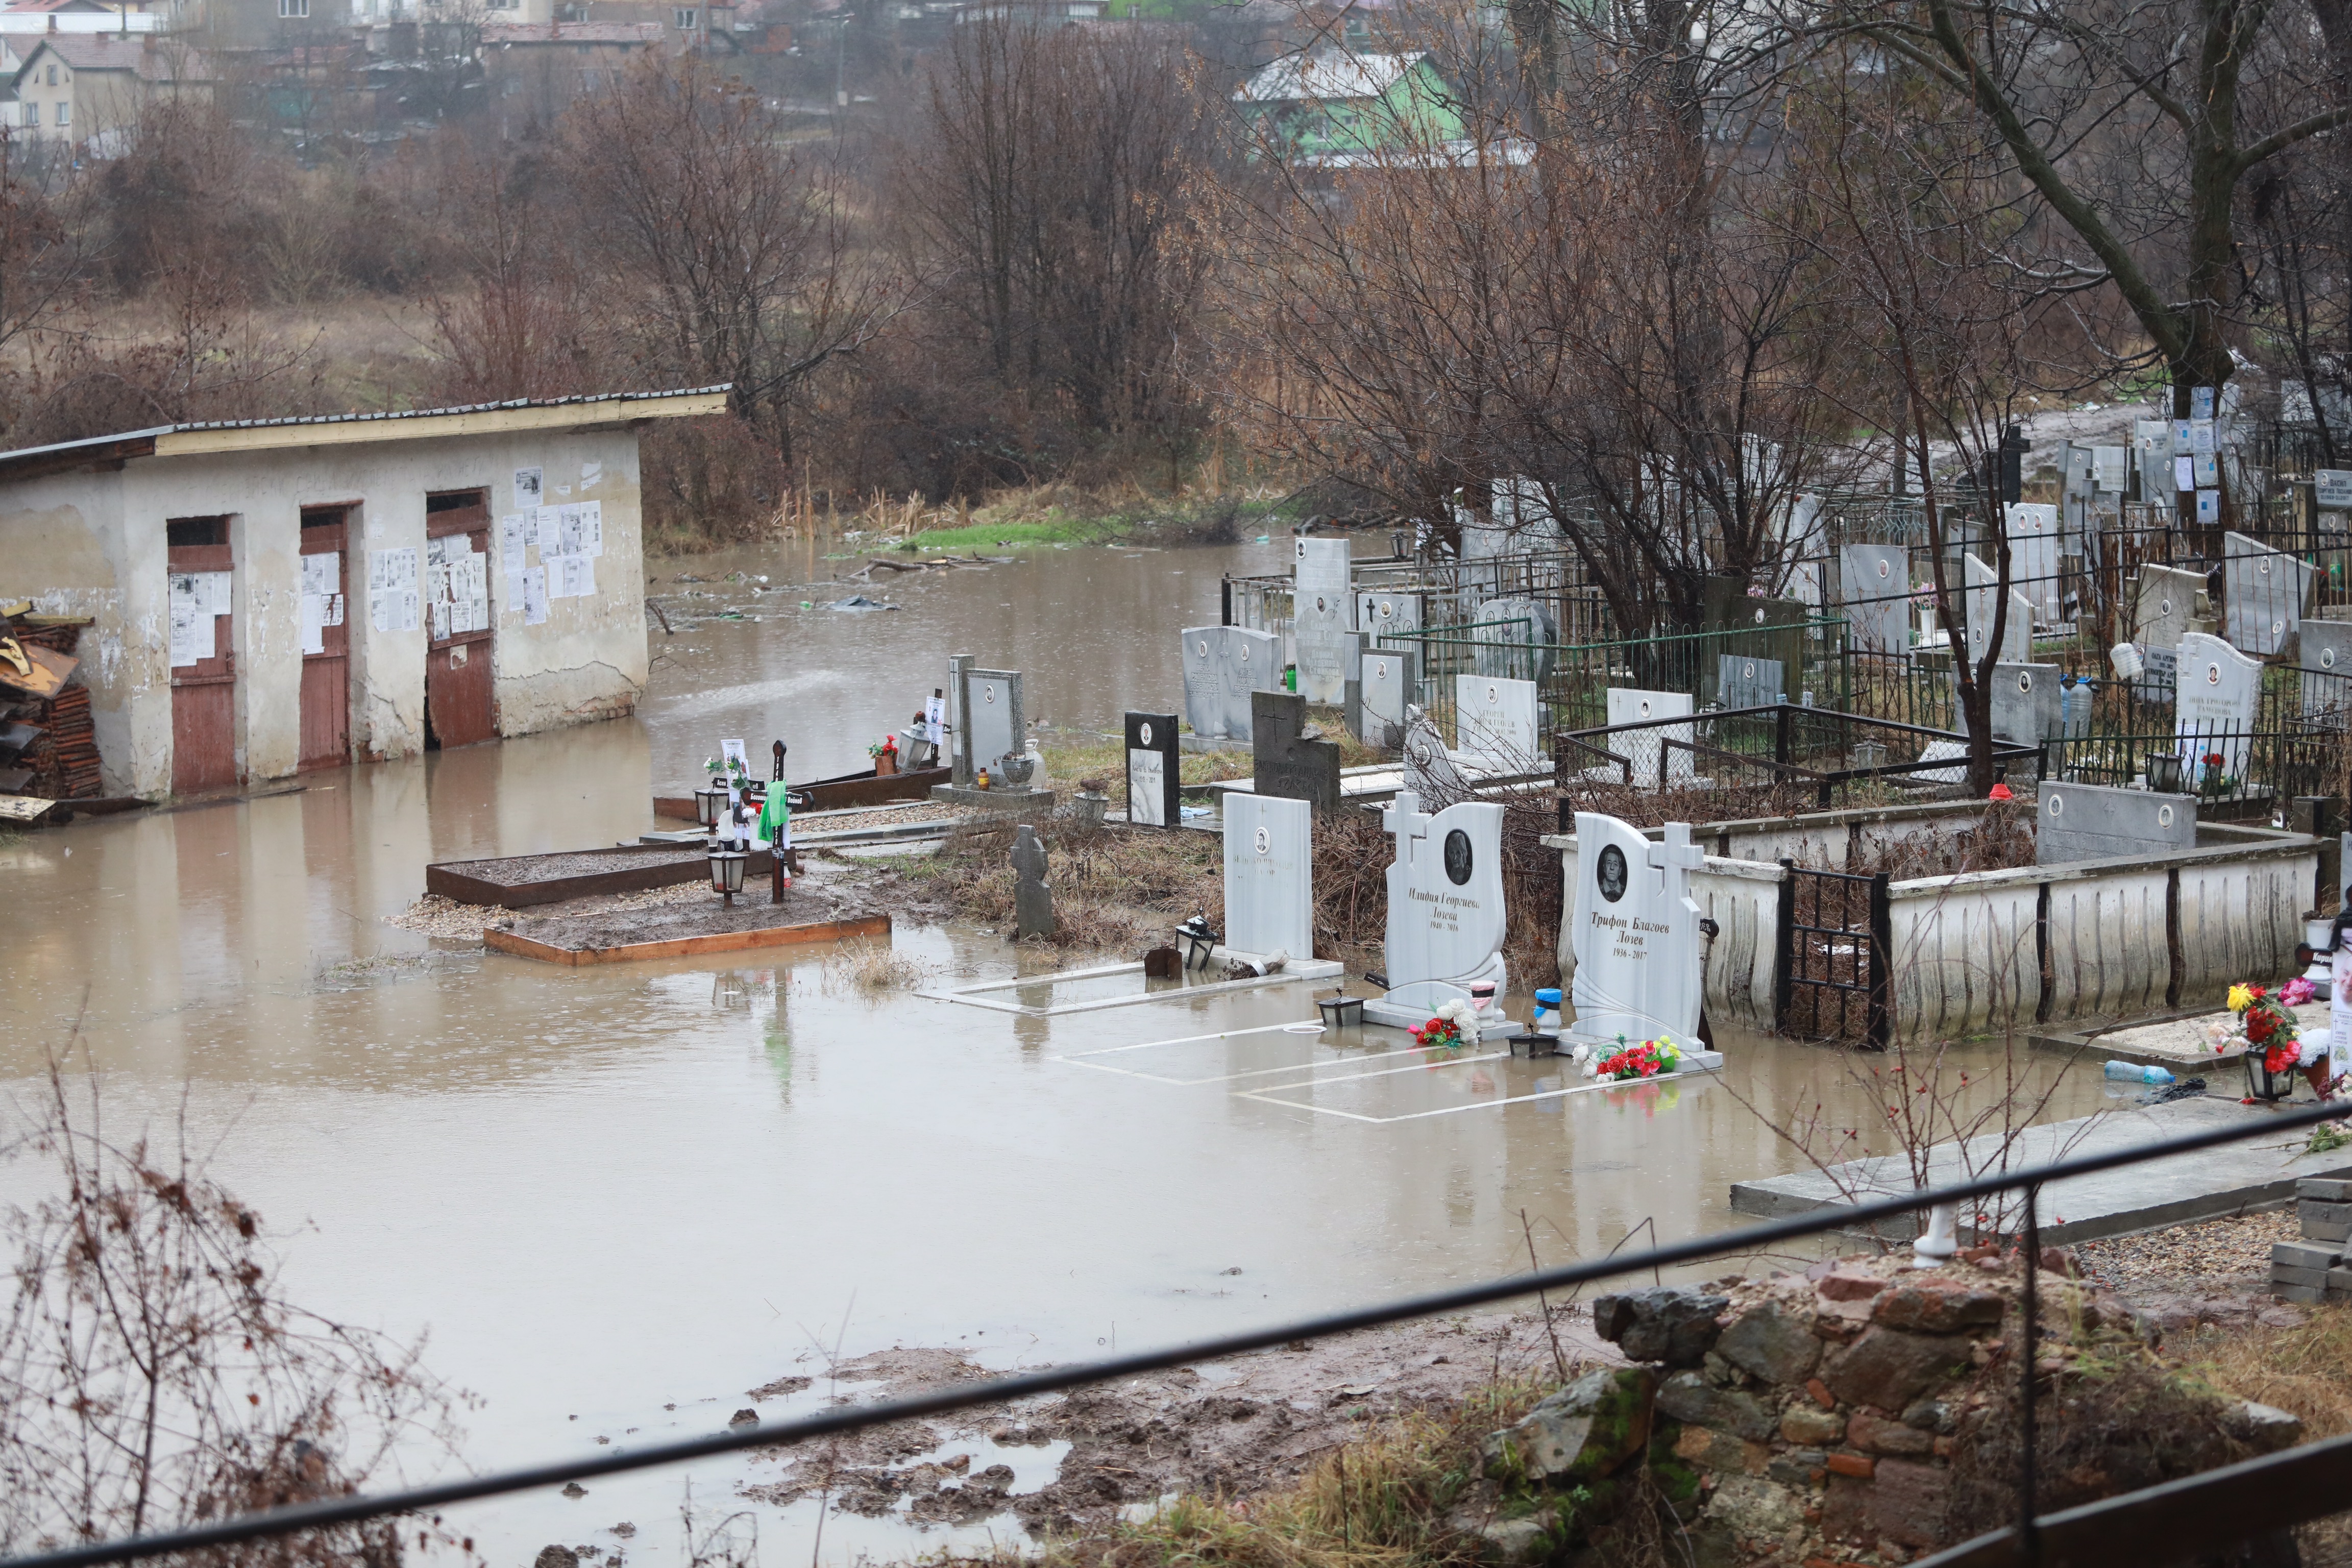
{"left": 1381, "top": 790, "right": 1506, "bottom": 990}
{"left": 1222, "top": 793, "right": 1312, "bottom": 961}
{"left": 1361, "top": 647, "right": 1415, "bottom": 747}
{"left": 2174, "top": 631, "right": 2263, "bottom": 780}
{"left": 1454, "top": 674, "right": 1542, "bottom": 770}
{"left": 1472, "top": 598, "right": 1556, "bottom": 682}
{"left": 1401, "top": 707, "right": 1469, "bottom": 797}
{"left": 2224, "top": 531, "right": 2313, "bottom": 658}
{"left": 2131, "top": 565, "right": 2205, "bottom": 653}
{"left": 1357, "top": 590, "right": 1422, "bottom": 644}
{"left": 1569, "top": 812, "right": 1705, "bottom": 1047}
{"left": 1292, "top": 537, "right": 1354, "bottom": 704}
{"left": 2003, "top": 504, "right": 2063, "bottom": 622}
{"left": 1182, "top": 625, "right": 1282, "bottom": 741}
{"left": 1605, "top": 688, "right": 1695, "bottom": 786}
{"left": 1964, "top": 554, "right": 2034, "bottom": 665}
{"left": 1839, "top": 543, "right": 1909, "bottom": 654}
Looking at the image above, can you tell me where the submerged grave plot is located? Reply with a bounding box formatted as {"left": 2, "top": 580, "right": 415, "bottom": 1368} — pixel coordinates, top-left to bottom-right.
{"left": 485, "top": 874, "right": 886, "bottom": 964}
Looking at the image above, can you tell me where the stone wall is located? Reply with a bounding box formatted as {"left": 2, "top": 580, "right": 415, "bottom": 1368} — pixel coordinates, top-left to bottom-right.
{"left": 1473, "top": 1252, "right": 2302, "bottom": 1566}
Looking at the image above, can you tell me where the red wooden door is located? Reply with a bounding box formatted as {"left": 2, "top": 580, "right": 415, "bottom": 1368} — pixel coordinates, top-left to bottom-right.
{"left": 298, "top": 509, "right": 351, "bottom": 771}
{"left": 425, "top": 493, "right": 496, "bottom": 750}
{"left": 167, "top": 522, "right": 237, "bottom": 794}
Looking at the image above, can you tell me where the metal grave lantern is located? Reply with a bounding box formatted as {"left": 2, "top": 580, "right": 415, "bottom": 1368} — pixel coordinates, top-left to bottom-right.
{"left": 708, "top": 845, "right": 749, "bottom": 905}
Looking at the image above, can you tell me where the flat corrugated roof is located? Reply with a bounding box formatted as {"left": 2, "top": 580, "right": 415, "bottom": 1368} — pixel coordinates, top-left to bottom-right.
{"left": 0, "top": 385, "right": 732, "bottom": 483}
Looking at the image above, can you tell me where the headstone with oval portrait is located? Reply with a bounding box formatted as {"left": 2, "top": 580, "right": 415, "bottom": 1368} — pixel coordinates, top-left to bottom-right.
{"left": 1983, "top": 662, "right": 2062, "bottom": 747}
{"left": 1454, "top": 673, "right": 1542, "bottom": 770}
{"left": 1567, "top": 811, "right": 1709, "bottom": 1057}
{"left": 959, "top": 666, "right": 1023, "bottom": 782}
{"left": 1379, "top": 790, "right": 1507, "bottom": 991}
{"left": 1222, "top": 792, "right": 1311, "bottom": 962}
{"left": 1124, "top": 711, "right": 1181, "bottom": 828}
{"left": 1717, "top": 654, "right": 1783, "bottom": 712}
{"left": 2302, "top": 619, "right": 2352, "bottom": 721}
{"left": 2223, "top": 530, "right": 2314, "bottom": 658}
{"left": 1839, "top": 544, "right": 1910, "bottom": 655}
{"left": 1293, "top": 535, "right": 1354, "bottom": 704}
{"left": 2174, "top": 631, "right": 2263, "bottom": 781}
{"left": 1360, "top": 646, "right": 1417, "bottom": 748}
{"left": 1605, "top": 687, "right": 1695, "bottom": 786}
{"left": 1401, "top": 707, "right": 1470, "bottom": 798}
{"left": 1358, "top": 589, "right": 1423, "bottom": 647}
{"left": 2036, "top": 781, "right": 2195, "bottom": 865}
{"left": 1180, "top": 624, "right": 1281, "bottom": 743}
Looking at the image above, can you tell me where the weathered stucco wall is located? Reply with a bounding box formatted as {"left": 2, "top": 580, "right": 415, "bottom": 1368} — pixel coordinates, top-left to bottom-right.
{"left": 0, "top": 426, "right": 649, "bottom": 795}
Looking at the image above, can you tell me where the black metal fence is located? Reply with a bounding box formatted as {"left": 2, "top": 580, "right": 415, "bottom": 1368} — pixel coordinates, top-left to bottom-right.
{"left": 1775, "top": 861, "right": 1893, "bottom": 1047}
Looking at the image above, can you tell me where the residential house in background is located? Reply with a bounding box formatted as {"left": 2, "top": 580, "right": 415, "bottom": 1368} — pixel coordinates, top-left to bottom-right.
{"left": 481, "top": 18, "right": 660, "bottom": 129}
{"left": 1234, "top": 49, "right": 1506, "bottom": 167}
{"left": 9, "top": 33, "right": 208, "bottom": 145}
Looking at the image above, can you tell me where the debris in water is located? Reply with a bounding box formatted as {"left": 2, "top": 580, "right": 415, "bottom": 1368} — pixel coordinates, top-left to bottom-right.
{"left": 561, "top": 1483, "right": 587, "bottom": 1499}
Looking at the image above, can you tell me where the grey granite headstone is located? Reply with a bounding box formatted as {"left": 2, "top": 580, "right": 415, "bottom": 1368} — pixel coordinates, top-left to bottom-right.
{"left": 1181, "top": 625, "right": 1282, "bottom": 742}
{"left": 1983, "top": 662, "right": 2061, "bottom": 747}
{"left": 1401, "top": 707, "right": 1469, "bottom": 797}
{"left": 1454, "top": 673, "right": 1543, "bottom": 769}
{"left": 1360, "top": 646, "right": 1416, "bottom": 748}
{"left": 2224, "top": 531, "right": 2314, "bottom": 657}
{"left": 1472, "top": 598, "right": 1557, "bottom": 682}
{"left": 1012, "top": 824, "right": 1054, "bottom": 939}
{"left": 1839, "top": 543, "right": 1909, "bottom": 655}
{"left": 1124, "top": 711, "right": 1180, "bottom": 828}
{"left": 1251, "top": 690, "right": 1341, "bottom": 816}
{"left": 2131, "top": 565, "right": 2206, "bottom": 652}
{"left": 1223, "top": 792, "right": 1311, "bottom": 960}
{"left": 1718, "top": 654, "right": 1783, "bottom": 711}
{"left": 1293, "top": 536, "right": 1354, "bottom": 704}
{"left": 2037, "top": 782, "right": 2195, "bottom": 865}
{"left": 1606, "top": 687, "right": 1695, "bottom": 786}
{"left": 1963, "top": 554, "right": 2034, "bottom": 665}
{"left": 2174, "top": 631, "right": 2262, "bottom": 780}
{"left": 1358, "top": 590, "right": 1422, "bottom": 644}
{"left": 960, "top": 666, "right": 1023, "bottom": 781}
{"left": 946, "top": 653, "right": 975, "bottom": 786}
{"left": 2303, "top": 619, "right": 2352, "bottom": 720}
{"left": 2004, "top": 503, "right": 2063, "bottom": 622}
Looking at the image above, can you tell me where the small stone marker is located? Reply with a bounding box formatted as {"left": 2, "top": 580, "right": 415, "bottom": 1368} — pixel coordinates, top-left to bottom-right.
{"left": 1380, "top": 789, "right": 1507, "bottom": 991}
{"left": 1963, "top": 555, "right": 2033, "bottom": 665}
{"left": 1360, "top": 647, "right": 1416, "bottom": 748}
{"left": 2037, "top": 782, "right": 2195, "bottom": 865}
{"left": 1717, "top": 654, "right": 1782, "bottom": 710}
{"left": 1251, "top": 690, "right": 1341, "bottom": 816}
{"left": 2224, "top": 531, "right": 2314, "bottom": 658}
{"left": 1222, "top": 792, "right": 1312, "bottom": 961}
{"left": 1838, "top": 544, "right": 1909, "bottom": 655}
{"left": 1984, "top": 662, "right": 2062, "bottom": 747}
{"left": 2304, "top": 619, "right": 2352, "bottom": 719}
{"left": 2003, "top": 503, "right": 2064, "bottom": 622}
{"left": 1124, "top": 711, "right": 1180, "bottom": 828}
{"left": 1292, "top": 536, "right": 1354, "bottom": 704}
{"left": 1401, "top": 707, "right": 1469, "bottom": 797}
{"left": 1606, "top": 688, "right": 1696, "bottom": 787}
{"left": 1454, "top": 674, "right": 1542, "bottom": 770}
{"left": 2174, "top": 631, "right": 2263, "bottom": 781}
{"left": 1180, "top": 625, "right": 1281, "bottom": 742}
{"left": 1472, "top": 598, "right": 1557, "bottom": 681}
{"left": 1012, "top": 824, "right": 1054, "bottom": 939}
{"left": 1568, "top": 812, "right": 1708, "bottom": 1052}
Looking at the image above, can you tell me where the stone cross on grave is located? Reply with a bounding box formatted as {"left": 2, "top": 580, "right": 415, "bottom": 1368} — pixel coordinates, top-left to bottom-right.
{"left": 1012, "top": 824, "right": 1055, "bottom": 940}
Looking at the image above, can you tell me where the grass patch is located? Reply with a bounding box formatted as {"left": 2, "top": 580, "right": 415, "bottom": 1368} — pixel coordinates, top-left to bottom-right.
{"left": 2185, "top": 1301, "right": 2352, "bottom": 1440}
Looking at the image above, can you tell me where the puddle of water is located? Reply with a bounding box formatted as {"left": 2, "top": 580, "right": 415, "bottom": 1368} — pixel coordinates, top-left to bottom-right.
{"left": 0, "top": 533, "right": 2114, "bottom": 1568}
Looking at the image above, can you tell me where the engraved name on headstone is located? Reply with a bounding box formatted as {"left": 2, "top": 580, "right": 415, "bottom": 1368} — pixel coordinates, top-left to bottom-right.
{"left": 1357, "top": 590, "right": 1422, "bottom": 644}
{"left": 1380, "top": 789, "right": 1507, "bottom": 992}
{"left": 1471, "top": 597, "right": 1557, "bottom": 682}
{"left": 1718, "top": 654, "right": 1782, "bottom": 710}
{"left": 1125, "top": 712, "right": 1181, "bottom": 828}
{"left": 1567, "top": 812, "right": 1705, "bottom": 1047}
{"left": 2175, "top": 631, "right": 2263, "bottom": 780}
{"left": 959, "top": 665, "right": 1023, "bottom": 782}
{"left": 1984, "top": 662, "right": 2062, "bottom": 747}
{"left": 2131, "top": 565, "right": 2206, "bottom": 652}
{"left": 1454, "top": 674, "right": 1542, "bottom": 770}
{"left": 1181, "top": 625, "right": 1282, "bottom": 742}
{"left": 2303, "top": 619, "right": 2352, "bottom": 721}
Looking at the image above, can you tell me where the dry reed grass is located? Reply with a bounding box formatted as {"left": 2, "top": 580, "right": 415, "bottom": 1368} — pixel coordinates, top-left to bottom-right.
{"left": 909, "top": 812, "right": 1224, "bottom": 953}
{"left": 821, "top": 938, "right": 942, "bottom": 998}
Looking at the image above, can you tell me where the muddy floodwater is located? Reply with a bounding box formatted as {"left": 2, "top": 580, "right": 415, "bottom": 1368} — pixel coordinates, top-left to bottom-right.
{"left": 0, "top": 535, "right": 2112, "bottom": 1567}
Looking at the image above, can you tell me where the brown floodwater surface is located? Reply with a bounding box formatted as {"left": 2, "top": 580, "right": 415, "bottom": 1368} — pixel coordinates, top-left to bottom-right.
{"left": 0, "top": 535, "right": 2116, "bottom": 1568}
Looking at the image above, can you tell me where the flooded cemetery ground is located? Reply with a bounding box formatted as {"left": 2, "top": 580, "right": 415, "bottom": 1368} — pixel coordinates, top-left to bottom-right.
{"left": 4, "top": 531, "right": 2132, "bottom": 1568}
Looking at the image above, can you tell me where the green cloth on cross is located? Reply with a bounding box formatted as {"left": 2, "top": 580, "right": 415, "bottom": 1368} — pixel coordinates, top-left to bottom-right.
{"left": 758, "top": 785, "right": 791, "bottom": 845}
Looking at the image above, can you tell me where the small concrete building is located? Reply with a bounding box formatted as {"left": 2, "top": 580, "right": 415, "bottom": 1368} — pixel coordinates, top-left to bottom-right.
{"left": 0, "top": 386, "right": 725, "bottom": 797}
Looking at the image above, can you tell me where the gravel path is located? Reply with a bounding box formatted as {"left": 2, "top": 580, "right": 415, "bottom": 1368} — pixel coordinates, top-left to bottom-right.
{"left": 2074, "top": 1207, "right": 2295, "bottom": 1292}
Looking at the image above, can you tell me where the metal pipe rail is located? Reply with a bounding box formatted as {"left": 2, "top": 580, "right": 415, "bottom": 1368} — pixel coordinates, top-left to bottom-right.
{"left": 11, "top": 1098, "right": 2352, "bottom": 1568}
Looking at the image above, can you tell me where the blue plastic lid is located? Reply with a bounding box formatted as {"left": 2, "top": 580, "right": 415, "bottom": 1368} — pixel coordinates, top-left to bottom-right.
{"left": 1535, "top": 988, "right": 1563, "bottom": 1007}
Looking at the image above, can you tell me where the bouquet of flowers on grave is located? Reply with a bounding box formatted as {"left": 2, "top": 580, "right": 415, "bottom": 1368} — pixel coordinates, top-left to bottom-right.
{"left": 1413, "top": 999, "right": 1481, "bottom": 1051}
{"left": 868, "top": 735, "right": 899, "bottom": 759}
{"left": 1572, "top": 1033, "right": 1682, "bottom": 1082}
{"left": 2225, "top": 980, "right": 2315, "bottom": 1074}
{"left": 704, "top": 753, "right": 750, "bottom": 786}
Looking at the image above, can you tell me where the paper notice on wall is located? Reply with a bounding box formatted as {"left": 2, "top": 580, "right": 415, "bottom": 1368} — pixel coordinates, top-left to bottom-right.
{"left": 554, "top": 505, "right": 581, "bottom": 556}
{"left": 369, "top": 592, "right": 390, "bottom": 632}
{"left": 2174, "top": 455, "right": 2195, "bottom": 493}
{"left": 562, "top": 554, "right": 595, "bottom": 599}
{"left": 514, "top": 466, "right": 544, "bottom": 510}
{"left": 402, "top": 590, "right": 419, "bottom": 632}
{"left": 371, "top": 547, "right": 419, "bottom": 594}
{"left": 534, "top": 505, "right": 559, "bottom": 547}
{"left": 300, "top": 593, "right": 327, "bottom": 655}
{"left": 430, "top": 596, "right": 450, "bottom": 642}
{"left": 2190, "top": 420, "right": 2216, "bottom": 456}
{"left": 523, "top": 566, "right": 548, "bottom": 625}
{"left": 580, "top": 499, "right": 603, "bottom": 557}
{"left": 168, "top": 605, "right": 202, "bottom": 667}
{"left": 2196, "top": 488, "right": 2221, "bottom": 525}
{"left": 2193, "top": 451, "right": 2220, "bottom": 486}
{"left": 301, "top": 553, "right": 339, "bottom": 596}
{"left": 500, "top": 514, "right": 525, "bottom": 574}
{"left": 505, "top": 571, "right": 525, "bottom": 612}
{"left": 580, "top": 460, "right": 602, "bottom": 491}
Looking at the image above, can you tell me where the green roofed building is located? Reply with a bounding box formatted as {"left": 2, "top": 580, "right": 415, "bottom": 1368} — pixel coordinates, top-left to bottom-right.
{"left": 1232, "top": 49, "right": 1487, "bottom": 166}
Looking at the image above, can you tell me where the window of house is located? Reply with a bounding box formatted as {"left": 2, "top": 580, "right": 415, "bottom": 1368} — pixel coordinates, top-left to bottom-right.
{"left": 44, "top": 65, "right": 56, "bottom": 85}
{"left": 21, "top": 103, "right": 35, "bottom": 127}
{"left": 54, "top": 102, "right": 66, "bottom": 126}
{"left": 278, "top": 0, "right": 309, "bottom": 16}
{"left": 674, "top": 7, "right": 697, "bottom": 26}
